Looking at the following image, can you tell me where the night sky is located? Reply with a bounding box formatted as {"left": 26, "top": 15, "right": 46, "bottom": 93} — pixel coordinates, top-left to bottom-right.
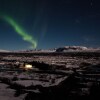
{"left": 0, "top": 0, "right": 100, "bottom": 50}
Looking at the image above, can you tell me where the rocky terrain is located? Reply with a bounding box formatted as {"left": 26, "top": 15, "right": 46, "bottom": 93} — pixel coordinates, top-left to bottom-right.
{"left": 0, "top": 47, "right": 100, "bottom": 100}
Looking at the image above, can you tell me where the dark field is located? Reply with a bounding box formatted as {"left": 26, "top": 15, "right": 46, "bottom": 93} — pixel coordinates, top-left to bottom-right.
{"left": 0, "top": 51, "right": 100, "bottom": 100}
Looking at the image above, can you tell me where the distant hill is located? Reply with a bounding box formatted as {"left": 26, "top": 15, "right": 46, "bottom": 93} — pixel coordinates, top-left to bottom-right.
{"left": 56, "top": 46, "right": 99, "bottom": 52}
{"left": 7, "top": 46, "right": 100, "bottom": 53}
{"left": 0, "top": 49, "right": 10, "bottom": 52}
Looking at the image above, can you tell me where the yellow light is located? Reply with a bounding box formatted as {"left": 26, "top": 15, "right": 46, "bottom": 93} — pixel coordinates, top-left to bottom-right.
{"left": 25, "top": 64, "right": 32, "bottom": 69}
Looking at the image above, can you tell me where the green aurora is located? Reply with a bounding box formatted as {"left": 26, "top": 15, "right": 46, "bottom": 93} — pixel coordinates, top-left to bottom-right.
{"left": 1, "top": 15, "right": 37, "bottom": 49}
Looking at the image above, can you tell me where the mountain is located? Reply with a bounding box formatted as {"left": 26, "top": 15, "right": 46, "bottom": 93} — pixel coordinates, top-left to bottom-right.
{"left": 9, "top": 46, "right": 100, "bottom": 53}
{"left": 55, "top": 46, "right": 98, "bottom": 52}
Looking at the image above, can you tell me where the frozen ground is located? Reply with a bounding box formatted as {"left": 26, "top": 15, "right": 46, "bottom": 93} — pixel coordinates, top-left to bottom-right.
{"left": 0, "top": 51, "right": 100, "bottom": 100}
{"left": 0, "top": 82, "right": 26, "bottom": 100}
{"left": 14, "top": 76, "right": 67, "bottom": 87}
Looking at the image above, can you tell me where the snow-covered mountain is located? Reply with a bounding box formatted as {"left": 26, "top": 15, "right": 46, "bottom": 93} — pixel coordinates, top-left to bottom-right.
{"left": 8, "top": 46, "right": 100, "bottom": 53}
{"left": 55, "top": 46, "right": 99, "bottom": 52}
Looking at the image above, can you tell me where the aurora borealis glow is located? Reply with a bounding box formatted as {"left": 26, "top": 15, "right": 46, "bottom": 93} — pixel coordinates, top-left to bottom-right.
{"left": 0, "top": 0, "right": 100, "bottom": 50}
{"left": 1, "top": 15, "right": 37, "bottom": 49}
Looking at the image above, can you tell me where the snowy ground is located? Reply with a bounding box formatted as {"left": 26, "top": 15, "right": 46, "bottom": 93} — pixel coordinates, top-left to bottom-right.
{"left": 14, "top": 76, "right": 67, "bottom": 87}
{"left": 0, "top": 82, "right": 26, "bottom": 100}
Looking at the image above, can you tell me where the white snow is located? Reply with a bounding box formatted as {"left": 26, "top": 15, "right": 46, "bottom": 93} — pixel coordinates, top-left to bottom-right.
{"left": 0, "top": 83, "right": 26, "bottom": 100}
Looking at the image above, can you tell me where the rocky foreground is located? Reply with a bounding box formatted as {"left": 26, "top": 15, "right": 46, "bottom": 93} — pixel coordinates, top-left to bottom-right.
{"left": 0, "top": 51, "right": 100, "bottom": 100}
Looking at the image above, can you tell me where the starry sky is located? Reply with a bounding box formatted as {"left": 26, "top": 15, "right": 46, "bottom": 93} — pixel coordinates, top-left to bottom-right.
{"left": 0, "top": 0, "right": 100, "bottom": 50}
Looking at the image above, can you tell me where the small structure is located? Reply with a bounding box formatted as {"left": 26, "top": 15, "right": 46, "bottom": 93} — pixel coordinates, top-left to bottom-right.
{"left": 19, "top": 63, "right": 33, "bottom": 70}
{"left": 25, "top": 64, "right": 33, "bottom": 70}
